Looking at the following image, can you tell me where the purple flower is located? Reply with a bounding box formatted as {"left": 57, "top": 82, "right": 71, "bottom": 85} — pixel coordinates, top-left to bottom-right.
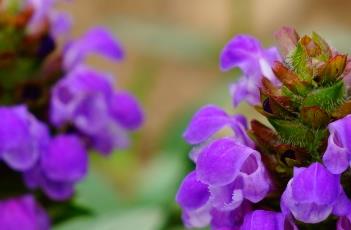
{"left": 183, "top": 105, "right": 254, "bottom": 148}
{"left": 323, "top": 115, "right": 351, "bottom": 174}
{"left": 50, "top": 66, "right": 143, "bottom": 154}
{"left": 63, "top": 27, "right": 124, "bottom": 70}
{"left": 220, "top": 35, "right": 281, "bottom": 106}
{"left": 176, "top": 137, "right": 270, "bottom": 229}
{"left": 176, "top": 172, "right": 251, "bottom": 229}
{"left": 241, "top": 210, "right": 297, "bottom": 230}
{"left": 281, "top": 163, "right": 350, "bottom": 223}
{"left": 24, "top": 134, "right": 88, "bottom": 201}
{"left": 0, "top": 195, "right": 50, "bottom": 230}
{"left": 0, "top": 106, "right": 49, "bottom": 171}
{"left": 25, "top": 0, "right": 71, "bottom": 37}
{"left": 197, "top": 138, "right": 270, "bottom": 206}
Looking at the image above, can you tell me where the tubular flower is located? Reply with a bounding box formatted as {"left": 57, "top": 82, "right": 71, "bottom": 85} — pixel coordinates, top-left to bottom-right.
{"left": 177, "top": 27, "right": 351, "bottom": 229}
{"left": 220, "top": 35, "right": 281, "bottom": 106}
{"left": 0, "top": 1, "right": 143, "bottom": 228}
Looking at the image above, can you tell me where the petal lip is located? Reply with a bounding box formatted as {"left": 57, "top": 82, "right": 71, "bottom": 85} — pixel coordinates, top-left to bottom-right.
{"left": 176, "top": 171, "right": 210, "bottom": 211}
{"left": 196, "top": 138, "right": 256, "bottom": 187}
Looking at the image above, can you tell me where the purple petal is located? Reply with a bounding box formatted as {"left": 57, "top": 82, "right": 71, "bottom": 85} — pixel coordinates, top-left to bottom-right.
{"left": 183, "top": 105, "right": 230, "bottom": 144}
{"left": 333, "top": 188, "right": 351, "bottom": 216}
{"left": 42, "top": 179, "right": 75, "bottom": 201}
{"left": 241, "top": 210, "right": 297, "bottom": 230}
{"left": 110, "top": 91, "right": 144, "bottom": 130}
{"left": 291, "top": 163, "right": 340, "bottom": 204}
{"left": 220, "top": 35, "right": 262, "bottom": 72}
{"left": 231, "top": 115, "right": 255, "bottom": 148}
{"left": 176, "top": 171, "right": 210, "bottom": 210}
{"left": 338, "top": 215, "right": 351, "bottom": 230}
{"left": 210, "top": 202, "right": 251, "bottom": 230}
{"left": 91, "top": 121, "right": 130, "bottom": 154}
{"left": 50, "top": 66, "right": 114, "bottom": 127}
{"left": 281, "top": 163, "right": 341, "bottom": 223}
{"left": 41, "top": 135, "right": 88, "bottom": 183}
{"left": 229, "top": 78, "right": 260, "bottom": 107}
{"left": 0, "top": 106, "right": 49, "bottom": 171}
{"left": 210, "top": 177, "right": 244, "bottom": 211}
{"left": 323, "top": 115, "right": 351, "bottom": 174}
{"left": 196, "top": 138, "right": 257, "bottom": 186}
{"left": 181, "top": 204, "right": 212, "bottom": 229}
{"left": 63, "top": 27, "right": 124, "bottom": 69}
{"left": 50, "top": 11, "right": 72, "bottom": 39}
{"left": 240, "top": 154, "right": 270, "bottom": 202}
{"left": 0, "top": 195, "right": 50, "bottom": 230}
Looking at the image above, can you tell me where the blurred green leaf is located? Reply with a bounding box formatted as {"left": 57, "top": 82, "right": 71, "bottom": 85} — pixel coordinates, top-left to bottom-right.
{"left": 54, "top": 207, "right": 163, "bottom": 230}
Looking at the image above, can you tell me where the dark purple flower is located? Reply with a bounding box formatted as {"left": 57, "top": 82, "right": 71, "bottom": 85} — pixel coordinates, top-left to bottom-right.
{"left": 338, "top": 214, "right": 351, "bottom": 230}
{"left": 220, "top": 35, "right": 281, "bottom": 106}
{"left": 281, "top": 163, "right": 350, "bottom": 223}
{"left": 0, "top": 195, "right": 50, "bottom": 230}
{"left": 183, "top": 105, "right": 254, "bottom": 147}
{"left": 323, "top": 115, "right": 351, "bottom": 174}
{"left": 241, "top": 210, "right": 297, "bottom": 230}
{"left": 50, "top": 66, "right": 143, "bottom": 154}
{"left": 63, "top": 27, "right": 124, "bottom": 70}
{"left": 0, "top": 106, "right": 49, "bottom": 171}
{"left": 24, "top": 134, "right": 88, "bottom": 201}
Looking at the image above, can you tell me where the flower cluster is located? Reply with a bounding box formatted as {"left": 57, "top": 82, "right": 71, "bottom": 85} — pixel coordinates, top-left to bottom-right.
{"left": 0, "top": 0, "right": 143, "bottom": 229}
{"left": 176, "top": 27, "right": 351, "bottom": 229}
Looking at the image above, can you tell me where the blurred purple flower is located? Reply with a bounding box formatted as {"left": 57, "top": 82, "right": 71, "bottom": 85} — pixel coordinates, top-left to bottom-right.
{"left": 241, "top": 210, "right": 297, "bottom": 230}
{"left": 220, "top": 35, "right": 281, "bottom": 106}
{"left": 24, "top": 134, "right": 88, "bottom": 201}
{"left": 0, "top": 195, "right": 50, "bottom": 230}
{"left": 323, "top": 115, "right": 351, "bottom": 174}
{"left": 0, "top": 106, "right": 49, "bottom": 171}
{"left": 63, "top": 27, "right": 124, "bottom": 70}
{"left": 281, "top": 163, "right": 351, "bottom": 224}
{"left": 26, "top": 0, "right": 71, "bottom": 37}
{"left": 50, "top": 66, "right": 143, "bottom": 154}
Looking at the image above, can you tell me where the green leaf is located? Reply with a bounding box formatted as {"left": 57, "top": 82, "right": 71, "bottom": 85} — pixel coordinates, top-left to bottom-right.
{"left": 287, "top": 43, "right": 312, "bottom": 82}
{"left": 302, "top": 81, "right": 346, "bottom": 113}
{"left": 54, "top": 207, "right": 164, "bottom": 230}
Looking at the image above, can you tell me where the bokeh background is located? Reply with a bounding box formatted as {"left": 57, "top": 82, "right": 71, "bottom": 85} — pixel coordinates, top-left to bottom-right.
{"left": 55, "top": 0, "right": 351, "bottom": 229}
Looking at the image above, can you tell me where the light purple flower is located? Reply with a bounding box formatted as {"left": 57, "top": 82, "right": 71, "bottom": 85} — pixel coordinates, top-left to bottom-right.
{"left": 241, "top": 210, "right": 297, "bottom": 230}
{"left": 25, "top": 0, "right": 71, "bottom": 37}
{"left": 0, "top": 195, "right": 50, "bottom": 230}
{"left": 323, "top": 115, "right": 351, "bottom": 174}
{"left": 281, "top": 163, "right": 350, "bottom": 224}
{"left": 183, "top": 105, "right": 254, "bottom": 148}
{"left": 176, "top": 172, "right": 251, "bottom": 230}
{"left": 50, "top": 65, "right": 143, "bottom": 154}
{"left": 220, "top": 35, "right": 281, "bottom": 106}
{"left": 176, "top": 137, "right": 270, "bottom": 229}
{"left": 197, "top": 138, "right": 270, "bottom": 207}
{"left": 63, "top": 27, "right": 124, "bottom": 70}
{"left": 0, "top": 106, "right": 49, "bottom": 171}
{"left": 24, "top": 134, "right": 88, "bottom": 201}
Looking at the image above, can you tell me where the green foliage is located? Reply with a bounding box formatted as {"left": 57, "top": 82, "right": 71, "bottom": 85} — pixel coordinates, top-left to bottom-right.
{"left": 302, "top": 81, "right": 346, "bottom": 113}
{"left": 287, "top": 43, "right": 312, "bottom": 82}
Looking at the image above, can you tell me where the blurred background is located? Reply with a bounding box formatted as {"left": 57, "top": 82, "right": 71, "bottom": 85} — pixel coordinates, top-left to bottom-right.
{"left": 55, "top": 0, "right": 351, "bottom": 229}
